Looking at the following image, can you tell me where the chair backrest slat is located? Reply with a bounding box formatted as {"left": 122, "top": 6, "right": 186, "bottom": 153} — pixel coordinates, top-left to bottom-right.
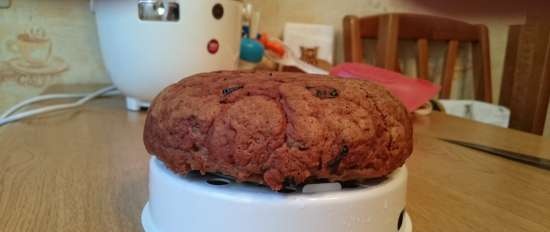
{"left": 416, "top": 38, "right": 429, "bottom": 80}
{"left": 343, "top": 15, "right": 364, "bottom": 63}
{"left": 375, "top": 14, "right": 400, "bottom": 71}
{"left": 472, "top": 25, "right": 493, "bottom": 102}
{"left": 441, "top": 40, "right": 460, "bottom": 99}
{"left": 499, "top": 25, "right": 522, "bottom": 108}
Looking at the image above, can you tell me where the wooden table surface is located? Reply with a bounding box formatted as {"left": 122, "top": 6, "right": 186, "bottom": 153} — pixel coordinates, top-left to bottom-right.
{"left": 1, "top": 96, "right": 549, "bottom": 232}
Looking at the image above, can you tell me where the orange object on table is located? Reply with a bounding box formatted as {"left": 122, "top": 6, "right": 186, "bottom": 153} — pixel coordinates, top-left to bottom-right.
{"left": 259, "top": 33, "right": 286, "bottom": 57}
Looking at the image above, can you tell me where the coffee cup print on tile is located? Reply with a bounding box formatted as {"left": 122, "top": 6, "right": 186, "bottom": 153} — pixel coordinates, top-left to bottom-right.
{"left": 1, "top": 27, "right": 69, "bottom": 87}
{"left": 4, "top": 27, "right": 68, "bottom": 76}
{"left": 7, "top": 28, "right": 52, "bottom": 68}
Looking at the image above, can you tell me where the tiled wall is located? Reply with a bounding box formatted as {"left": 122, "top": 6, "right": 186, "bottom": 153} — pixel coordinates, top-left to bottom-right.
{"left": 0, "top": 0, "right": 109, "bottom": 112}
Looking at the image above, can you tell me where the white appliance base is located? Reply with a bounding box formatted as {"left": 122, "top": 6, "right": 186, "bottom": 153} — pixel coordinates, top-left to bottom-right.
{"left": 142, "top": 203, "right": 412, "bottom": 232}
{"left": 125, "top": 97, "right": 150, "bottom": 111}
{"left": 142, "top": 156, "right": 412, "bottom": 232}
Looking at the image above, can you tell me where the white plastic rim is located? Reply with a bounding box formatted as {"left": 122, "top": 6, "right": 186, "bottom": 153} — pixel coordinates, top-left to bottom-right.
{"left": 125, "top": 97, "right": 150, "bottom": 111}
{"left": 143, "top": 156, "right": 411, "bottom": 232}
{"left": 142, "top": 203, "right": 412, "bottom": 232}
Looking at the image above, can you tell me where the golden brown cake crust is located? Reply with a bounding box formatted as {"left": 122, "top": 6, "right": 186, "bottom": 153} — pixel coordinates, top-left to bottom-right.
{"left": 143, "top": 71, "right": 413, "bottom": 190}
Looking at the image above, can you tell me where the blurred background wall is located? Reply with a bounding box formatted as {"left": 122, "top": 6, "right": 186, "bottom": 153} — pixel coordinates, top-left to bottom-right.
{"left": 0, "top": 0, "right": 547, "bottom": 136}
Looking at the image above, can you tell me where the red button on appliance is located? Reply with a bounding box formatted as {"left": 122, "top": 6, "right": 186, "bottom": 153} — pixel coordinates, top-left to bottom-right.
{"left": 207, "top": 39, "right": 219, "bottom": 54}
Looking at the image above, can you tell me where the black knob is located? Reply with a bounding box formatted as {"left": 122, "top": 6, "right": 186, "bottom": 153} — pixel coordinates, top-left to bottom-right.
{"left": 212, "top": 3, "right": 224, "bottom": 20}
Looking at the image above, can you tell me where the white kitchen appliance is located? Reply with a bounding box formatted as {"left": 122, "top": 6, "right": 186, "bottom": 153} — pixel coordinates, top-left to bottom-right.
{"left": 92, "top": 0, "right": 243, "bottom": 110}
{"left": 143, "top": 156, "right": 412, "bottom": 232}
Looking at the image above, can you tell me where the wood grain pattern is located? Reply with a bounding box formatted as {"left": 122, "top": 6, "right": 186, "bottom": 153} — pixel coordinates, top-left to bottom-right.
{"left": 499, "top": 25, "right": 522, "bottom": 108}
{"left": 503, "top": 15, "right": 550, "bottom": 135}
{"left": 0, "top": 97, "right": 148, "bottom": 232}
{"left": 1, "top": 96, "right": 549, "bottom": 231}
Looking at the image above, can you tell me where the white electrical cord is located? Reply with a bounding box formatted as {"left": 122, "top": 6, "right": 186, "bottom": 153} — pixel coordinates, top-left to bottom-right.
{"left": 1, "top": 89, "right": 121, "bottom": 119}
{"left": 0, "top": 85, "right": 119, "bottom": 126}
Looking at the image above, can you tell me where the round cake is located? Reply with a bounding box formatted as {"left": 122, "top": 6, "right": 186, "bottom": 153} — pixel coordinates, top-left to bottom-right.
{"left": 143, "top": 71, "right": 413, "bottom": 190}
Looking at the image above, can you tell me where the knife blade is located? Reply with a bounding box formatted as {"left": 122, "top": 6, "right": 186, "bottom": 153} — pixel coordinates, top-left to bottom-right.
{"left": 439, "top": 138, "right": 550, "bottom": 171}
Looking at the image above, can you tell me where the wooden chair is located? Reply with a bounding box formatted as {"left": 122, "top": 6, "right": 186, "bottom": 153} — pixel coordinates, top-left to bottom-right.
{"left": 343, "top": 13, "right": 493, "bottom": 102}
{"left": 499, "top": 22, "right": 550, "bottom": 135}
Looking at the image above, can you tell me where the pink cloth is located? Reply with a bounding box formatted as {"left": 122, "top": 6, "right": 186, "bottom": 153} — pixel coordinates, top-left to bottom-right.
{"left": 330, "top": 63, "right": 440, "bottom": 112}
